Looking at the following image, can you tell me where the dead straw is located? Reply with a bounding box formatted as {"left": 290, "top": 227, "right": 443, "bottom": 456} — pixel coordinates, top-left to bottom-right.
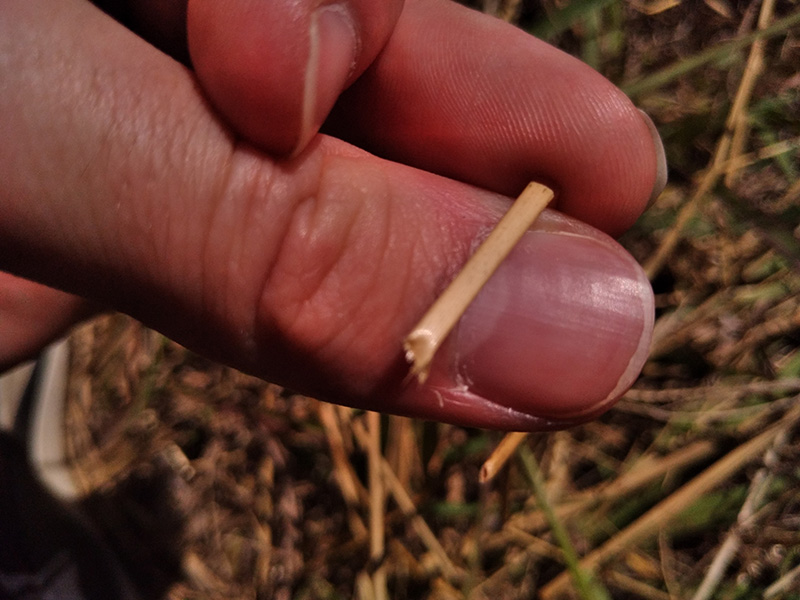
{"left": 643, "top": 0, "right": 779, "bottom": 280}
{"left": 723, "top": 0, "right": 775, "bottom": 188}
{"left": 539, "top": 406, "right": 800, "bottom": 599}
{"left": 366, "top": 411, "right": 388, "bottom": 600}
{"left": 622, "top": 8, "right": 800, "bottom": 98}
{"left": 764, "top": 561, "right": 800, "bottom": 599}
{"left": 404, "top": 182, "right": 553, "bottom": 382}
{"left": 480, "top": 431, "right": 529, "bottom": 483}
{"left": 689, "top": 418, "right": 789, "bottom": 600}
{"left": 351, "top": 418, "right": 460, "bottom": 579}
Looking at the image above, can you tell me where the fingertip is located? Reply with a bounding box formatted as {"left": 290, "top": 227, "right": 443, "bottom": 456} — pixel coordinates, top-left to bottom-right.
{"left": 388, "top": 210, "right": 655, "bottom": 429}
{"left": 187, "top": 0, "right": 403, "bottom": 156}
{"left": 546, "top": 93, "right": 661, "bottom": 236}
{"left": 294, "top": 5, "right": 359, "bottom": 156}
{"left": 325, "top": 0, "right": 662, "bottom": 236}
{"left": 638, "top": 109, "right": 668, "bottom": 208}
{"left": 187, "top": 0, "right": 306, "bottom": 155}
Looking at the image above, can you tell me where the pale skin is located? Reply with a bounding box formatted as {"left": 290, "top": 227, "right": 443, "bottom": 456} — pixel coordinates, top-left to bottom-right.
{"left": 0, "top": 0, "right": 665, "bottom": 430}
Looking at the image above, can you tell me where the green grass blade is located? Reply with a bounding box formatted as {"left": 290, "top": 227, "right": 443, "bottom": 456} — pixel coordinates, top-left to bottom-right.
{"left": 518, "top": 444, "right": 612, "bottom": 600}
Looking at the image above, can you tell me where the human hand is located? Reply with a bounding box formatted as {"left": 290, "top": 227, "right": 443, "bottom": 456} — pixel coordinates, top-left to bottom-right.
{"left": 0, "top": 0, "right": 665, "bottom": 429}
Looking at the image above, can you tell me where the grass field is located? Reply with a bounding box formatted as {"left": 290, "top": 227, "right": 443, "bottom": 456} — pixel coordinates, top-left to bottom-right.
{"left": 63, "top": 1, "right": 800, "bottom": 598}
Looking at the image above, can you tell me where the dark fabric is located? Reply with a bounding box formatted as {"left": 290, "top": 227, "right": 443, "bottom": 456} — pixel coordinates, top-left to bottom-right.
{"left": 0, "top": 433, "right": 140, "bottom": 600}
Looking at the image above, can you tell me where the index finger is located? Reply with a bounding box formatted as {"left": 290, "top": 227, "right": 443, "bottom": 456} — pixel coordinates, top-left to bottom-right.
{"left": 325, "top": 0, "right": 667, "bottom": 236}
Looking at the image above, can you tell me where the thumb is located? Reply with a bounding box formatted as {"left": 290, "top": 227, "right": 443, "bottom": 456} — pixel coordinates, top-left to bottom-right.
{"left": 187, "top": 0, "right": 404, "bottom": 156}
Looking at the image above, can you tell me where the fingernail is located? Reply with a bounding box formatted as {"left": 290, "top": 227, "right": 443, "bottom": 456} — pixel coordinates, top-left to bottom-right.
{"left": 638, "top": 109, "right": 668, "bottom": 207}
{"left": 297, "top": 6, "right": 358, "bottom": 155}
{"left": 450, "top": 222, "right": 654, "bottom": 420}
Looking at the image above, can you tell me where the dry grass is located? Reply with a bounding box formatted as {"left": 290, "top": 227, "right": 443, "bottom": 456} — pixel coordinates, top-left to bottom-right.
{"left": 62, "top": 1, "right": 800, "bottom": 598}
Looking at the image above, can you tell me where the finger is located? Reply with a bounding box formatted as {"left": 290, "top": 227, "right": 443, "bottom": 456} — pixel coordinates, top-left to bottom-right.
{"left": 0, "top": 0, "right": 652, "bottom": 429}
{"left": 186, "top": 0, "right": 404, "bottom": 156}
{"left": 0, "top": 274, "right": 96, "bottom": 371}
{"left": 326, "top": 0, "right": 667, "bottom": 236}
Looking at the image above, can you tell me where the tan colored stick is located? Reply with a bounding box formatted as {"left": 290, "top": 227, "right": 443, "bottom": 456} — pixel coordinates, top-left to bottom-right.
{"left": 367, "top": 411, "right": 385, "bottom": 563}
{"left": 351, "top": 419, "right": 460, "bottom": 579}
{"left": 480, "top": 431, "right": 529, "bottom": 483}
{"left": 404, "top": 182, "right": 554, "bottom": 382}
{"left": 539, "top": 405, "right": 800, "bottom": 599}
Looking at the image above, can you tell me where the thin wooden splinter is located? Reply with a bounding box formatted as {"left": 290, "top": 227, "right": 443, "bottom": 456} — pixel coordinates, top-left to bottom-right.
{"left": 404, "top": 182, "right": 554, "bottom": 383}
{"left": 480, "top": 431, "right": 529, "bottom": 483}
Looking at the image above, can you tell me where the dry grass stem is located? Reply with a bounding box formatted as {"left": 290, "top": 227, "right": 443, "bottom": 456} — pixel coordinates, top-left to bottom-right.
{"left": 629, "top": 0, "right": 681, "bottom": 16}
{"left": 503, "top": 526, "right": 565, "bottom": 561}
{"left": 540, "top": 406, "right": 800, "bottom": 599}
{"left": 317, "top": 403, "right": 369, "bottom": 539}
{"left": 615, "top": 393, "right": 799, "bottom": 427}
{"left": 372, "top": 566, "right": 388, "bottom": 600}
{"left": 404, "top": 182, "right": 553, "bottom": 382}
{"left": 367, "top": 411, "right": 385, "bottom": 561}
{"left": 351, "top": 419, "right": 459, "bottom": 579}
{"left": 764, "top": 561, "right": 800, "bottom": 599}
{"left": 356, "top": 571, "right": 375, "bottom": 600}
{"left": 644, "top": 2, "right": 777, "bottom": 280}
{"left": 570, "top": 440, "right": 715, "bottom": 505}
{"left": 723, "top": 0, "right": 774, "bottom": 187}
{"left": 503, "top": 441, "right": 715, "bottom": 536}
{"left": 479, "top": 431, "right": 529, "bottom": 483}
{"left": 318, "top": 403, "right": 366, "bottom": 507}
{"left": 606, "top": 571, "right": 673, "bottom": 600}
{"left": 690, "top": 424, "right": 789, "bottom": 600}
{"left": 386, "top": 416, "right": 416, "bottom": 489}
{"left": 623, "top": 378, "right": 800, "bottom": 404}
{"left": 722, "top": 135, "right": 800, "bottom": 173}
{"left": 643, "top": 162, "right": 723, "bottom": 280}
{"left": 366, "top": 411, "right": 388, "bottom": 598}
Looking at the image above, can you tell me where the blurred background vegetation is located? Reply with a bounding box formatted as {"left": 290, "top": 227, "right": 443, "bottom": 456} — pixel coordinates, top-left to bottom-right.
{"left": 62, "top": 1, "right": 800, "bottom": 598}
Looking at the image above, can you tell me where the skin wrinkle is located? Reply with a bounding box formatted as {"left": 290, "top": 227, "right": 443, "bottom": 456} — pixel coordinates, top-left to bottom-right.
{"left": 370, "top": 182, "right": 440, "bottom": 345}
{"left": 232, "top": 157, "right": 284, "bottom": 356}
{"left": 299, "top": 194, "right": 362, "bottom": 330}
{"left": 259, "top": 156, "right": 379, "bottom": 361}
{"left": 75, "top": 0, "right": 278, "bottom": 359}
{"left": 320, "top": 211, "right": 398, "bottom": 368}
{"left": 304, "top": 161, "right": 411, "bottom": 369}
{"left": 6, "top": 30, "right": 97, "bottom": 263}
{"left": 256, "top": 157, "right": 477, "bottom": 390}
{"left": 343, "top": 178, "right": 400, "bottom": 338}
{"left": 586, "top": 85, "right": 654, "bottom": 207}
{"left": 156, "top": 102, "right": 200, "bottom": 308}
{"left": 446, "top": 47, "right": 533, "bottom": 166}
{"left": 300, "top": 196, "right": 368, "bottom": 350}
{"left": 411, "top": 230, "right": 464, "bottom": 314}
{"left": 199, "top": 142, "right": 246, "bottom": 347}
{"left": 468, "top": 40, "right": 559, "bottom": 158}
{"left": 544, "top": 87, "right": 637, "bottom": 217}
{"left": 257, "top": 193, "right": 321, "bottom": 352}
